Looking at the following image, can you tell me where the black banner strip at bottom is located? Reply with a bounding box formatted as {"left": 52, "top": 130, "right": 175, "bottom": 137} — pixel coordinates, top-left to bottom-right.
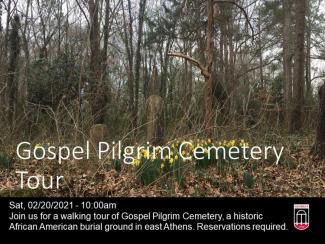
{"left": 0, "top": 198, "right": 323, "bottom": 239}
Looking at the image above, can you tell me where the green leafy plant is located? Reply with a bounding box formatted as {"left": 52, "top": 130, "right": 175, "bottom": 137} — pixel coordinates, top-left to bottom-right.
{"left": 243, "top": 171, "right": 254, "bottom": 188}
{"left": 137, "top": 158, "right": 161, "bottom": 186}
{"left": 0, "top": 151, "right": 13, "bottom": 169}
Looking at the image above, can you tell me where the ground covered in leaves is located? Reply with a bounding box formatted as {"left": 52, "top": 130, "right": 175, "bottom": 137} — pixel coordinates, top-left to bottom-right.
{"left": 0, "top": 136, "right": 324, "bottom": 197}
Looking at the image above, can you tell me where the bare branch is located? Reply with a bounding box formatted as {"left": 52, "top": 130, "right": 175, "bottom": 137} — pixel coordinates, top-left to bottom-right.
{"left": 168, "top": 52, "right": 209, "bottom": 78}
{"left": 311, "top": 74, "right": 325, "bottom": 82}
{"left": 76, "top": 0, "right": 90, "bottom": 27}
{"left": 215, "top": 0, "right": 254, "bottom": 41}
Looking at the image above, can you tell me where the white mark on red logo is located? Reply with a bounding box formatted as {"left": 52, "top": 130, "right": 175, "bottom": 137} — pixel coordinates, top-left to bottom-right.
{"left": 294, "top": 204, "right": 309, "bottom": 231}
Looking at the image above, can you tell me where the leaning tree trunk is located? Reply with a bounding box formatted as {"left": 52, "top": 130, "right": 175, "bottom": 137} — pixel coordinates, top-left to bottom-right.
{"left": 168, "top": 0, "right": 253, "bottom": 137}
{"left": 311, "top": 83, "right": 325, "bottom": 159}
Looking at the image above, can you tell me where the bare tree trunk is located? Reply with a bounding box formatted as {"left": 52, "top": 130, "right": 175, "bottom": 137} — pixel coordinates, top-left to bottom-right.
{"left": 147, "top": 54, "right": 164, "bottom": 145}
{"left": 311, "top": 83, "right": 325, "bottom": 159}
{"left": 228, "top": 8, "right": 235, "bottom": 117}
{"left": 17, "top": 0, "right": 31, "bottom": 127}
{"left": 183, "top": 41, "right": 188, "bottom": 102}
{"left": 258, "top": 9, "right": 264, "bottom": 88}
{"left": 147, "top": 95, "right": 164, "bottom": 145}
{"left": 58, "top": 0, "right": 62, "bottom": 53}
{"left": 305, "top": 30, "right": 311, "bottom": 99}
{"left": 160, "top": 38, "right": 171, "bottom": 98}
{"left": 149, "top": 65, "right": 159, "bottom": 95}
{"left": 0, "top": 2, "right": 2, "bottom": 33}
{"left": 36, "top": 0, "right": 48, "bottom": 60}
{"left": 134, "top": 0, "right": 146, "bottom": 130}
{"left": 89, "top": 0, "right": 105, "bottom": 124}
{"left": 122, "top": 0, "right": 134, "bottom": 126}
{"left": 21, "top": 0, "right": 31, "bottom": 66}
{"left": 188, "top": 49, "right": 193, "bottom": 99}
{"left": 103, "top": 0, "right": 110, "bottom": 73}
{"left": 0, "top": 1, "right": 4, "bottom": 113}
{"left": 220, "top": 4, "right": 232, "bottom": 117}
{"left": 204, "top": 0, "right": 215, "bottom": 136}
{"left": 219, "top": 23, "right": 225, "bottom": 82}
{"left": 4, "top": 0, "right": 11, "bottom": 56}
{"left": 7, "top": 15, "right": 20, "bottom": 130}
{"left": 290, "top": 0, "right": 306, "bottom": 132}
{"left": 89, "top": 0, "right": 101, "bottom": 82}
{"left": 305, "top": 1, "right": 312, "bottom": 100}
{"left": 143, "top": 48, "right": 151, "bottom": 99}
{"left": 283, "top": 0, "right": 293, "bottom": 128}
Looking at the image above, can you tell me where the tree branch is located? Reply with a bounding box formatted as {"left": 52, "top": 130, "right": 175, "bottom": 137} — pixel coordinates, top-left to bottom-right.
{"left": 76, "top": 0, "right": 90, "bottom": 27}
{"left": 215, "top": 0, "right": 254, "bottom": 41}
{"left": 236, "top": 57, "right": 278, "bottom": 80}
{"left": 168, "top": 52, "right": 209, "bottom": 78}
{"left": 311, "top": 74, "right": 325, "bottom": 82}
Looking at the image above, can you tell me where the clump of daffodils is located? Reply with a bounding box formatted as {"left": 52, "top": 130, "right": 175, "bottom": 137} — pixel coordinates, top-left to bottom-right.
{"left": 33, "top": 142, "right": 53, "bottom": 158}
{"left": 130, "top": 138, "right": 249, "bottom": 186}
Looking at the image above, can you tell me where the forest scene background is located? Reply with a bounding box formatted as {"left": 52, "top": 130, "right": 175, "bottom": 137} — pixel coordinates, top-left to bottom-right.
{"left": 0, "top": 0, "right": 324, "bottom": 197}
